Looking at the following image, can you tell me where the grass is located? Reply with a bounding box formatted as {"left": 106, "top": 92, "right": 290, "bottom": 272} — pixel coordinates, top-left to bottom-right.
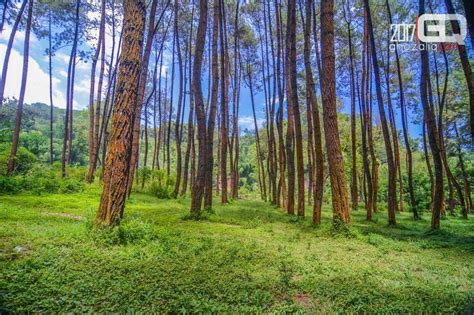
{"left": 1, "top": 185, "right": 473, "bottom": 313}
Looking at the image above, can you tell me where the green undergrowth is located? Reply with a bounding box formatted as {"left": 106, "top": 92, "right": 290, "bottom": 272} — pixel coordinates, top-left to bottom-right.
{"left": 0, "top": 185, "right": 473, "bottom": 313}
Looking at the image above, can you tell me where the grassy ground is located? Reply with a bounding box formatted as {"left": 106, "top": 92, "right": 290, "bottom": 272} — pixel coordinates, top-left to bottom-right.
{"left": 1, "top": 186, "right": 473, "bottom": 313}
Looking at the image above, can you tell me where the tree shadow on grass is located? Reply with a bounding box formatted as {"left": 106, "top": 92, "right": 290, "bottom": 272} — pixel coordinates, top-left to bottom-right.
{"left": 356, "top": 220, "right": 474, "bottom": 252}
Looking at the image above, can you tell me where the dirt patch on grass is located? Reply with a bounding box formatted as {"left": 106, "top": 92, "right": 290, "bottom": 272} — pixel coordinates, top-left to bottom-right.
{"left": 45, "top": 212, "right": 85, "bottom": 221}
{"left": 293, "top": 293, "right": 313, "bottom": 309}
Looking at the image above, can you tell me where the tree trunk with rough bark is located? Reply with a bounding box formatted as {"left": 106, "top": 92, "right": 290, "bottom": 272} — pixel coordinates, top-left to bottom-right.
{"left": 386, "top": 0, "right": 418, "bottom": 219}
{"left": 96, "top": 0, "right": 146, "bottom": 227}
{"left": 287, "top": 0, "right": 305, "bottom": 216}
{"left": 190, "top": 0, "right": 208, "bottom": 216}
{"left": 87, "top": 0, "right": 106, "bottom": 183}
{"left": 219, "top": 0, "right": 229, "bottom": 204}
{"left": 203, "top": 0, "right": 219, "bottom": 209}
{"left": 443, "top": 0, "right": 474, "bottom": 140}
{"left": 173, "top": 0, "right": 184, "bottom": 198}
{"left": 181, "top": 7, "right": 194, "bottom": 196}
{"left": 48, "top": 10, "right": 54, "bottom": 164}
{"left": 61, "top": 0, "right": 80, "bottom": 178}
{"left": 311, "top": 1, "right": 324, "bottom": 223}
{"left": 127, "top": 0, "right": 160, "bottom": 195}
{"left": 320, "top": 0, "right": 350, "bottom": 225}
{"left": 343, "top": 3, "right": 358, "bottom": 212}
{"left": 420, "top": 0, "right": 444, "bottom": 230}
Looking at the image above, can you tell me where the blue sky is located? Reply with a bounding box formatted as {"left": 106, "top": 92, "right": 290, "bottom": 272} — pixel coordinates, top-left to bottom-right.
{"left": 0, "top": 18, "right": 268, "bottom": 132}
{"left": 0, "top": 13, "right": 424, "bottom": 139}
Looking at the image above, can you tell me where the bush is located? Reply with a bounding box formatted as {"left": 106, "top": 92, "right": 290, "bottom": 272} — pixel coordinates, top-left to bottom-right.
{"left": 0, "top": 164, "right": 85, "bottom": 195}
{"left": 0, "top": 144, "right": 36, "bottom": 176}
{"left": 26, "top": 165, "right": 60, "bottom": 194}
{"left": 59, "top": 178, "right": 84, "bottom": 194}
{"left": 138, "top": 166, "right": 152, "bottom": 185}
{"left": 0, "top": 176, "right": 22, "bottom": 194}
{"left": 147, "top": 169, "right": 175, "bottom": 199}
{"left": 90, "top": 218, "right": 155, "bottom": 246}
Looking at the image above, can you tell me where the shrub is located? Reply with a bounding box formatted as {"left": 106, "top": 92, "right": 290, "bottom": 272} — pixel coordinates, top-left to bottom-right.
{"left": 0, "top": 176, "right": 22, "bottom": 194}
{"left": 0, "top": 164, "right": 85, "bottom": 195}
{"left": 138, "top": 166, "right": 152, "bottom": 185}
{"left": 90, "top": 218, "right": 155, "bottom": 246}
{"left": 147, "top": 169, "right": 175, "bottom": 199}
{"left": 0, "top": 145, "right": 36, "bottom": 176}
{"left": 59, "top": 178, "right": 84, "bottom": 193}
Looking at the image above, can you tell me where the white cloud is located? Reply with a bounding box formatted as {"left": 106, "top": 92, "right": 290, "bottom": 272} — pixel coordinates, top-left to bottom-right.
{"left": 0, "top": 24, "right": 37, "bottom": 44}
{"left": 55, "top": 52, "right": 70, "bottom": 64}
{"left": 0, "top": 43, "right": 68, "bottom": 108}
{"left": 238, "top": 116, "right": 265, "bottom": 131}
{"left": 75, "top": 78, "right": 90, "bottom": 93}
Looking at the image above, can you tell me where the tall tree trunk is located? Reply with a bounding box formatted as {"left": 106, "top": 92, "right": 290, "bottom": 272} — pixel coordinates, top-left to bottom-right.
{"left": 7, "top": 0, "right": 33, "bottom": 175}
{"left": 275, "top": 0, "right": 287, "bottom": 209}
{"left": 127, "top": 0, "right": 160, "bottom": 195}
{"left": 100, "top": 5, "right": 120, "bottom": 173}
{"left": 61, "top": 0, "right": 80, "bottom": 178}
{"left": 386, "top": 0, "right": 418, "bottom": 219}
{"left": 302, "top": 0, "right": 318, "bottom": 221}
{"left": 423, "top": 120, "right": 434, "bottom": 208}
{"left": 190, "top": 0, "right": 208, "bottom": 216}
{"left": 230, "top": 0, "right": 240, "bottom": 200}
{"left": 264, "top": 1, "right": 279, "bottom": 205}
{"left": 383, "top": 5, "right": 402, "bottom": 213}
{"left": 152, "top": 43, "right": 160, "bottom": 171}
{"left": 364, "top": 0, "right": 397, "bottom": 225}
{"left": 367, "top": 52, "right": 379, "bottom": 213}
{"left": 320, "top": 0, "right": 350, "bottom": 225}
{"left": 443, "top": 0, "right": 474, "bottom": 139}
{"left": 420, "top": 0, "right": 444, "bottom": 230}
{"left": 287, "top": 0, "right": 304, "bottom": 216}
{"left": 181, "top": 5, "right": 195, "bottom": 196}
{"left": 311, "top": 2, "right": 324, "bottom": 223}
{"left": 142, "top": 96, "right": 150, "bottom": 182}
{"left": 173, "top": 0, "right": 184, "bottom": 197}
{"left": 86, "top": 0, "right": 106, "bottom": 183}
{"left": 360, "top": 12, "right": 373, "bottom": 220}
{"left": 166, "top": 30, "right": 175, "bottom": 177}
{"left": 67, "top": 49, "right": 77, "bottom": 166}
{"left": 285, "top": 2, "right": 295, "bottom": 214}
{"left": 219, "top": 0, "right": 229, "bottom": 204}
{"left": 264, "top": 0, "right": 277, "bottom": 205}
{"left": 156, "top": 39, "right": 165, "bottom": 171}
{"left": 343, "top": 2, "right": 358, "bottom": 212}
{"left": 0, "top": 0, "right": 27, "bottom": 104}
{"left": 248, "top": 66, "right": 266, "bottom": 202}
{"left": 454, "top": 122, "right": 471, "bottom": 217}
{"left": 203, "top": 0, "right": 219, "bottom": 209}
{"left": 48, "top": 10, "right": 54, "bottom": 164}
{"left": 96, "top": 0, "right": 146, "bottom": 227}
{"left": 431, "top": 45, "right": 466, "bottom": 216}
{"left": 299, "top": 0, "right": 314, "bottom": 208}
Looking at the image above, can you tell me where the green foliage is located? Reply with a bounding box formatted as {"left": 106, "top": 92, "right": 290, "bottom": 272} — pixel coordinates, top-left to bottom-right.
{"left": 0, "top": 144, "right": 37, "bottom": 176}
{"left": 146, "top": 169, "right": 175, "bottom": 199}
{"left": 138, "top": 166, "right": 152, "bottom": 184}
{"left": 0, "top": 164, "right": 85, "bottom": 195}
{"left": 411, "top": 171, "right": 432, "bottom": 211}
{"left": 90, "top": 218, "right": 155, "bottom": 246}
{"left": 0, "top": 101, "right": 90, "bottom": 166}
